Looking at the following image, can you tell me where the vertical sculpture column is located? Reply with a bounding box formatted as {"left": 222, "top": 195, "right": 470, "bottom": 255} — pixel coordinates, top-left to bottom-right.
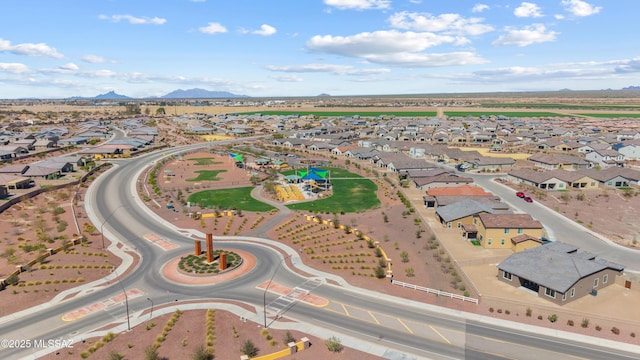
{"left": 194, "top": 240, "right": 202, "bottom": 256}
{"left": 219, "top": 252, "right": 227, "bottom": 270}
{"left": 206, "top": 233, "right": 213, "bottom": 263}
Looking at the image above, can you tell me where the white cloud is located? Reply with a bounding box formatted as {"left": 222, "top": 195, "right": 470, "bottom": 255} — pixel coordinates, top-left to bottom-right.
{"left": 0, "top": 62, "right": 29, "bottom": 74}
{"left": 79, "top": 69, "right": 118, "bottom": 78}
{"left": 252, "top": 24, "right": 277, "bottom": 36}
{"left": 492, "top": 24, "right": 557, "bottom": 47}
{"left": 554, "top": 14, "right": 565, "bottom": 20}
{"left": 199, "top": 22, "right": 228, "bottom": 34}
{"left": 472, "top": 4, "right": 490, "bottom": 13}
{"left": 614, "top": 58, "right": 640, "bottom": 73}
{"left": 514, "top": 2, "right": 543, "bottom": 18}
{"left": 82, "top": 55, "right": 107, "bottom": 64}
{"left": 562, "top": 0, "right": 602, "bottom": 17}
{"left": 98, "top": 14, "right": 167, "bottom": 25}
{"left": 60, "top": 63, "right": 79, "bottom": 72}
{"left": 468, "top": 65, "right": 613, "bottom": 83}
{"left": 273, "top": 75, "right": 304, "bottom": 82}
{"left": 265, "top": 63, "right": 390, "bottom": 76}
{"left": 0, "top": 38, "right": 64, "bottom": 58}
{"left": 363, "top": 52, "right": 487, "bottom": 67}
{"left": 308, "top": 30, "right": 455, "bottom": 57}
{"left": 324, "top": 0, "right": 391, "bottom": 10}
{"left": 307, "top": 30, "right": 487, "bottom": 67}
{"left": 388, "top": 11, "right": 494, "bottom": 36}
{"left": 39, "top": 62, "right": 80, "bottom": 75}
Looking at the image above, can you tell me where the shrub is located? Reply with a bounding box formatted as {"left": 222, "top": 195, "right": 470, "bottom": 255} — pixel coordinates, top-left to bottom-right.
{"left": 144, "top": 345, "right": 160, "bottom": 360}
{"left": 611, "top": 327, "right": 620, "bottom": 335}
{"left": 526, "top": 308, "right": 532, "bottom": 317}
{"left": 595, "top": 325, "right": 602, "bottom": 331}
{"left": 284, "top": 331, "right": 295, "bottom": 344}
{"left": 325, "top": 336, "right": 343, "bottom": 353}
{"left": 548, "top": 314, "right": 558, "bottom": 323}
{"left": 537, "top": 315, "right": 543, "bottom": 320}
{"left": 240, "top": 339, "right": 258, "bottom": 357}
{"left": 581, "top": 318, "right": 589, "bottom": 328}
{"left": 567, "top": 320, "right": 574, "bottom": 326}
{"left": 191, "top": 345, "right": 212, "bottom": 360}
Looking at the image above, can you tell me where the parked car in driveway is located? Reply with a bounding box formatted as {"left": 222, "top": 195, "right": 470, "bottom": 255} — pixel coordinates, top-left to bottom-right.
{"left": 516, "top": 191, "right": 525, "bottom": 198}
{"left": 523, "top": 196, "right": 533, "bottom": 203}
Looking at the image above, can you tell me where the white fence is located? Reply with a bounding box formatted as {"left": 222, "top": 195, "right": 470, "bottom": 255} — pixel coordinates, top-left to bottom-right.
{"left": 391, "top": 279, "right": 479, "bottom": 304}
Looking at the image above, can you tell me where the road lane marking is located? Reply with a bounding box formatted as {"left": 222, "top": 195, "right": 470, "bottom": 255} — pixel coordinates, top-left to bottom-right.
{"left": 430, "top": 325, "right": 451, "bottom": 344}
{"left": 398, "top": 318, "right": 414, "bottom": 334}
{"left": 341, "top": 303, "right": 350, "bottom": 316}
{"left": 368, "top": 311, "right": 380, "bottom": 325}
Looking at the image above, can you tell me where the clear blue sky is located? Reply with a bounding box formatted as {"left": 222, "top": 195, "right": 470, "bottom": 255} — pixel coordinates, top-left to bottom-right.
{"left": 1, "top": 0, "right": 637, "bottom": 98}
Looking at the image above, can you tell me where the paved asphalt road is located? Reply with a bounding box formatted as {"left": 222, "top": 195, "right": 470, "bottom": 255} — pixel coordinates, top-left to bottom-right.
{"left": 466, "top": 172, "right": 640, "bottom": 273}
{"left": 1, "top": 145, "right": 640, "bottom": 359}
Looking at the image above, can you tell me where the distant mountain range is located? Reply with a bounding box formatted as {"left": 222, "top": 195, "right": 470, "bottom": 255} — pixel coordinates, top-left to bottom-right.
{"left": 53, "top": 85, "right": 640, "bottom": 101}
{"left": 67, "top": 88, "right": 248, "bottom": 100}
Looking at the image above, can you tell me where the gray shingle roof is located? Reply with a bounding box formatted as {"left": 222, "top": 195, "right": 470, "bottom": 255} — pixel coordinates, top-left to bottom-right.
{"left": 498, "top": 242, "right": 624, "bottom": 293}
{"left": 435, "top": 199, "right": 495, "bottom": 222}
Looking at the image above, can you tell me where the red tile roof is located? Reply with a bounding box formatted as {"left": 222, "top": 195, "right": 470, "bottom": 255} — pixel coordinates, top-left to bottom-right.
{"left": 427, "top": 184, "right": 493, "bottom": 197}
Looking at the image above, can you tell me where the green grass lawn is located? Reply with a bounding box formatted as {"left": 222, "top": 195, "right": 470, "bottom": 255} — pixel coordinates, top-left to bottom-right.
{"left": 236, "top": 111, "right": 437, "bottom": 117}
{"left": 576, "top": 113, "right": 640, "bottom": 118}
{"left": 187, "top": 170, "right": 227, "bottom": 182}
{"left": 284, "top": 167, "right": 380, "bottom": 213}
{"left": 444, "top": 111, "right": 567, "bottom": 117}
{"left": 188, "top": 157, "right": 223, "bottom": 165}
{"left": 187, "top": 187, "right": 275, "bottom": 212}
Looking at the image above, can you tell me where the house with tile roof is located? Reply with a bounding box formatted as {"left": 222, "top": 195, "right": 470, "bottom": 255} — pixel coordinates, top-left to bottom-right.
{"left": 509, "top": 234, "right": 543, "bottom": 253}
{"left": 435, "top": 199, "right": 498, "bottom": 230}
{"left": 497, "top": 242, "right": 624, "bottom": 305}
{"left": 528, "top": 153, "right": 589, "bottom": 170}
{"left": 585, "top": 149, "right": 625, "bottom": 168}
{"left": 474, "top": 213, "right": 544, "bottom": 250}
{"left": 506, "top": 169, "right": 568, "bottom": 190}
{"left": 413, "top": 173, "right": 474, "bottom": 190}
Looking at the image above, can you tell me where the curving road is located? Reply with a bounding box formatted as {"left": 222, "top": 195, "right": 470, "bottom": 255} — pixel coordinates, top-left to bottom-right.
{"left": 1, "top": 145, "right": 640, "bottom": 359}
{"left": 466, "top": 172, "right": 640, "bottom": 273}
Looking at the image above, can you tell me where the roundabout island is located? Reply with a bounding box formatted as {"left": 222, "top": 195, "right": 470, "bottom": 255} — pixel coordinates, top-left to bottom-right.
{"left": 161, "top": 235, "right": 257, "bottom": 286}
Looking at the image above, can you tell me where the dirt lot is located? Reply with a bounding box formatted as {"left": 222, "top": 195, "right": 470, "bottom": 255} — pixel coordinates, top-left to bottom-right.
{"left": 41, "top": 308, "right": 380, "bottom": 360}
{"left": 499, "top": 179, "right": 640, "bottom": 248}
{"left": 0, "top": 174, "right": 123, "bottom": 317}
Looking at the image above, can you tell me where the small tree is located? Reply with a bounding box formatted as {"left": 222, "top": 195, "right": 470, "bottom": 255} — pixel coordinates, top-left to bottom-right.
{"left": 325, "top": 336, "right": 343, "bottom": 353}
{"left": 374, "top": 266, "right": 386, "bottom": 279}
{"left": 240, "top": 339, "right": 258, "bottom": 357}
{"left": 283, "top": 331, "right": 296, "bottom": 344}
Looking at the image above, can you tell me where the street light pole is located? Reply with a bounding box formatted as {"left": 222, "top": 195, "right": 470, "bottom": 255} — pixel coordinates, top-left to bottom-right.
{"left": 263, "top": 255, "right": 290, "bottom": 328}
{"left": 147, "top": 297, "right": 154, "bottom": 319}
{"left": 112, "top": 267, "right": 131, "bottom": 331}
{"left": 100, "top": 205, "right": 128, "bottom": 249}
